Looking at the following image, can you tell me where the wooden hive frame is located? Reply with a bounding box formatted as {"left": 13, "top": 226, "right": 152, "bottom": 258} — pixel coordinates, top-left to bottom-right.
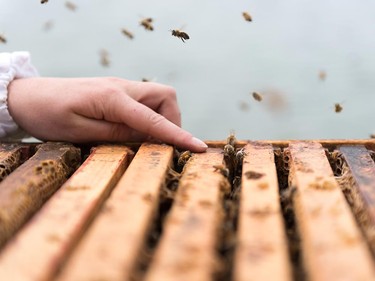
{"left": 0, "top": 139, "right": 374, "bottom": 281}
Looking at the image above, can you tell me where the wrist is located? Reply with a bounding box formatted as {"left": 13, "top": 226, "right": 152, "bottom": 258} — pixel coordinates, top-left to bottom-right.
{"left": 0, "top": 52, "right": 39, "bottom": 139}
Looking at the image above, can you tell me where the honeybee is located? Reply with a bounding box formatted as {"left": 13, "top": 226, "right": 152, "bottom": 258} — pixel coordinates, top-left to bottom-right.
{"left": 140, "top": 18, "right": 154, "bottom": 31}
{"left": 41, "top": 0, "right": 48, "bottom": 3}
{"left": 65, "top": 1, "right": 77, "bottom": 11}
{"left": 226, "top": 131, "right": 236, "bottom": 147}
{"left": 171, "top": 29, "right": 190, "bottom": 42}
{"left": 178, "top": 150, "right": 192, "bottom": 166}
{"left": 370, "top": 134, "right": 375, "bottom": 139}
{"left": 0, "top": 35, "right": 6, "bottom": 44}
{"left": 238, "top": 100, "right": 250, "bottom": 112}
{"left": 99, "top": 49, "right": 110, "bottom": 67}
{"left": 224, "top": 144, "right": 235, "bottom": 157}
{"left": 242, "top": 12, "right": 252, "bottom": 22}
{"left": 252, "top": 92, "right": 263, "bottom": 102}
{"left": 235, "top": 148, "right": 246, "bottom": 164}
{"left": 334, "top": 103, "right": 343, "bottom": 113}
{"left": 43, "top": 20, "right": 54, "bottom": 31}
{"left": 318, "top": 70, "right": 326, "bottom": 81}
{"left": 121, "top": 28, "right": 134, "bottom": 39}
{"left": 213, "top": 164, "right": 229, "bottom": 178}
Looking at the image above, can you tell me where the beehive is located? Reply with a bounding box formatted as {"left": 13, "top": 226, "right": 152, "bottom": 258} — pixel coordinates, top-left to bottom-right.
{"left": 0, "top": 140, "right": 374, "bottom": 281}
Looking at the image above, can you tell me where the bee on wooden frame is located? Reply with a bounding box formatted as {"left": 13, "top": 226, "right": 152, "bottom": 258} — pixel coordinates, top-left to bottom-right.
{"left": 213, "top": 164, "right": 229, "bottom": 178}
{"left": 178, "top": 150, "right": 192, "bottom": 166}
{"left": 242, "top": 12, "right": 252, "bottom": 22}
{"left": 140, "top": 17, "right": 154, "bottom": 31}
{"left": 171, "top": 29, "right": 190, "bottom": 42}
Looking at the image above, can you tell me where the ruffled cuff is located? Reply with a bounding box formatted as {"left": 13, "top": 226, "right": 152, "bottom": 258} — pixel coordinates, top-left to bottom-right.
{"left": 0, "top": 52, "right": 39, "bottom": 139}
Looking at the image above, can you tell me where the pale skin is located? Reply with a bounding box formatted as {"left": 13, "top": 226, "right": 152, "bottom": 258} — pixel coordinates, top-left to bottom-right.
{"left": 7, "top": 77, "right": 208, "bottom": 152}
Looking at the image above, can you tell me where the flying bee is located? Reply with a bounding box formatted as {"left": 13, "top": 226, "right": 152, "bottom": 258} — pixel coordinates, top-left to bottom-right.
{"left": 370, "top": 134, "right": 375, "bottom": 139}
{"left": 213, "top": 164, "right": 229, "bottom": 178}
{"left": 171, "top": 29, "right": 190, "bottom": 42}
{"left": 99, "top": 49, "right": 110, "bottom": 67}
{"left": 0, "top": 34, "right": 6, "bottom": 44}
{"left": 65, "top": 1, "right": 77, "bottom": 11}
{"left": 41, "top": 0, "right": 48, "bottom": 3}
{"left": 178, "top": 150, "right": 192, "bottom": 166}
{"left": 121, "top": 28, "right": 134, "bottom": 39}
{"left": 334, "top": 103, "right": 343, "bottom": 113}
{"left": 242, "top": 12, "right": 252, "bottom": 22}
{"left": 318, "top": 70, "right": 326, "bottom": 81}
{"left": 43, "top": 20, "right": 54, "bottom": 31}
{"left": 252, "top": 91, "right": 263, "bottom": 102}
{"left": 140, "top": 17, "right": 154, "bottom": 31}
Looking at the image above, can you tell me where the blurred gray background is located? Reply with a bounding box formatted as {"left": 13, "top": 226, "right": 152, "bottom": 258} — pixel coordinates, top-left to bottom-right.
{"left": 1, "top": 0, "right": 374, "bottom": 141}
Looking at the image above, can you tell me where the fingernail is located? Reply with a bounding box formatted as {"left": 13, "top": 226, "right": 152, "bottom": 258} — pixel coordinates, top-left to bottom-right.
{"left": 191, "top": 137, "right": 208, "bottom": 150}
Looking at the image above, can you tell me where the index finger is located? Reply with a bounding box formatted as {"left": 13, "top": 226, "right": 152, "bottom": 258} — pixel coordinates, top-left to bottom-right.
{"left": 119, "top": 97, "right": 207, "bottom": 152}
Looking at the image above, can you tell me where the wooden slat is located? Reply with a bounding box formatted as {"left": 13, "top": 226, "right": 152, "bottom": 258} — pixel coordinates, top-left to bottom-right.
{"left": 55, "top": 143, "right": 173, "bottom": 281}
{"left": 144, "top": 148, "right": 229, "bottom": 281}
{"left": 233, "top": 143, "right": 292, "bottom": 281}
{"left": 339, "top": 145, "right": 375, "bottom": 252}
{"left": 289, "top": 141, "right": 375, "bottom": 281}
{"left": 0, "top": 143, "right": 27, "bottom": 181}
{"left": 205, "top": 139, "right": 375, "bottom": 150}
{"left": 0, "top": 142, "right": 80, "bottom": 248}
{"left": 0, "top": 145, "right": 132, "bottom": 281}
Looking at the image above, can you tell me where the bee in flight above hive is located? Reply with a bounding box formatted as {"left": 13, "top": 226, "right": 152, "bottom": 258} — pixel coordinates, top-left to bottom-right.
{"left": 334, "top": 103, "right": 343, "bottom": 113}
{"left": 65, "top": 1, "right": 77, "bottom": 11}
{"left": 140, "top": 17, "right": 154, "bottom": 31}
{"left": 242, "top": 12, "right": 252, "bottom": 22}
{"left": 121, "top": 28, "right": 134, "bottom": 39}
{"left": 252, "top": 92, "right": 263, "bottom": 102}
{"left": 0, "top": 34, "right": 7, "bottom": 44}
{"left": 171, "top": 29, "right": 190, "bottom": 42}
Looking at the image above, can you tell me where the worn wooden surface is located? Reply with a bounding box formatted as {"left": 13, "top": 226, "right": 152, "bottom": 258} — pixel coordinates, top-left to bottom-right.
{"left": 234, "top": 142, "right": 292, "bottom": 281}
{"left": 145, "top": 148, "right": 229, "bottom": 281}
{"left": 206, "top": 139, "right": 375, "bottom": 150}
{"left": 339, "top": 145, "right": 375, "bottom": 254}
{"left": 289, "top": 141, "right": 375, "bottom": 281}
{"left": 0, "top": 145, "right": 132, "bottom": 281}
{"left": 56, "top": 143, "right": 173, "bottom": 281}
{"left": 0, "top": 140, "right": 374, "bottom": 280}
{"left": 0, "top": 143, "right": 26, "bottom": 181}
{"left": 0, "top": 142, "right": 80, "bottom": 249}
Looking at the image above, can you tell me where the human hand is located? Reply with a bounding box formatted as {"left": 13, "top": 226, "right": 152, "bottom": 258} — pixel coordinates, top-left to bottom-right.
{"left": 7, "top": 77, "right": 207, "bottom": 152}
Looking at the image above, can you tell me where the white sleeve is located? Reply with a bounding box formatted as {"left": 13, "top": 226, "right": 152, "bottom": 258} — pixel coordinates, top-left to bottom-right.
{"left": 0, "top": 52, "right": 39, "bottom": 139}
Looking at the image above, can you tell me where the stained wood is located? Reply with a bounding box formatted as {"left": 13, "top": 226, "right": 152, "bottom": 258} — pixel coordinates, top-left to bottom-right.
{"left": 205, "top": 139, "right": 375, "bottom": 150}
{"left": 0, "top": 143, "right": 27, "bottom": 181}
{"left": 234, "top": 143, "right": 292, "bottom": 281}
{"left": 0, "top": 142, "right": 80, "bottom": 249}
{"left": 289, "top": 141, "right": 375, "bottom": 281}
{"left": 56, "top": 143, "right": 173, "bottom": 281}
{"left": 339, "top": 145, "right": 375, "bottom": 254}
{"left": 144, "top": 148, "right": 229, "bottom": 281}
{"left": 0, "top": 145, "right": 132, "bottom": 281}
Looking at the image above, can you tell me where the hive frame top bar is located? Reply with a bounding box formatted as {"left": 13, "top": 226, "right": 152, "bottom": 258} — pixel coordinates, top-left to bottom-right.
{"left": 205, "top": 139, "right": 375, "bottom": 149}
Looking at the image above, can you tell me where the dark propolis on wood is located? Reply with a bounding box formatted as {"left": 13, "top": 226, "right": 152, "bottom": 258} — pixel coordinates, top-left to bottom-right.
{"left": 0, "top": 142, "right": 80, "bottom": 248}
